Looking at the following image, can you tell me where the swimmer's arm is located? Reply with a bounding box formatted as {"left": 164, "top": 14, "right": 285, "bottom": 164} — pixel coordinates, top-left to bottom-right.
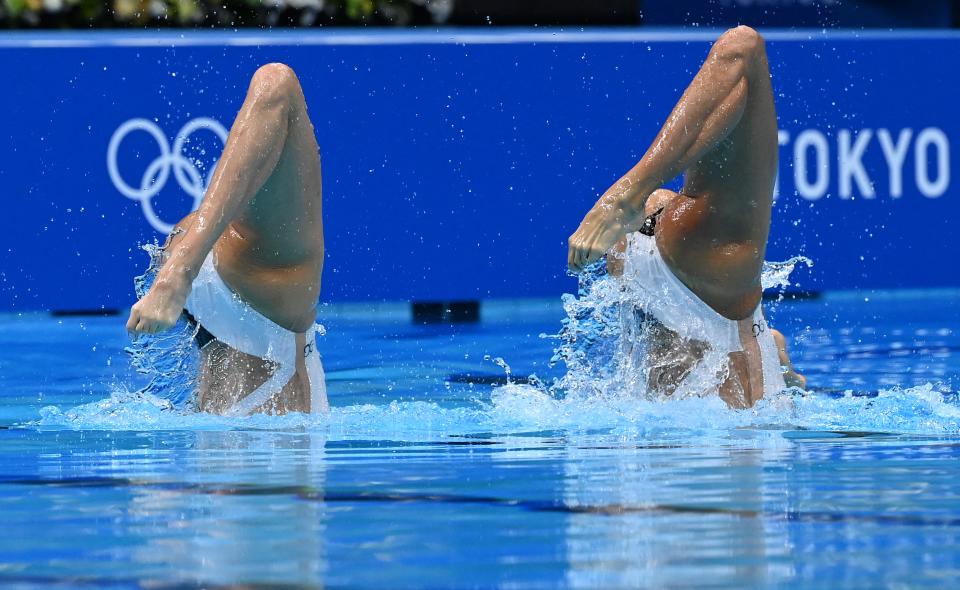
{"left": 771, "top": 329, "right": 807, "bottom": 389}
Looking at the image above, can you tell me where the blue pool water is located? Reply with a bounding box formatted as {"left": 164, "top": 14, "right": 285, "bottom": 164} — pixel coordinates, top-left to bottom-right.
{"left": 1, "top": 290, "right": 959, "bottom": 588}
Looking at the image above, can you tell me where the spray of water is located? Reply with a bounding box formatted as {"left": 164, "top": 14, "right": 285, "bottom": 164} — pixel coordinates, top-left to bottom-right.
{"left": 762, "top": 255, "right": 814, "bottom": 290}
{"left": 123, "top": 241, "right": 200, "bottom": 410}
{"left": 542, "top": 239, "right": 816, "bottom": 404}
{"left": 34, "top": 242, "right": 959, "bottom": 437}
{"left": 35, "top": 380, "right": 960, "bottom": 438}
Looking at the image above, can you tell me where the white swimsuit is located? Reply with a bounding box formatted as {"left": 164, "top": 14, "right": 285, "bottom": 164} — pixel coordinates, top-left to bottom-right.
{"left": 620, "top": 231, "right": 786, "bottom": 399}
{"left": 185, "top": 253, "right": 328, "bottom": 416}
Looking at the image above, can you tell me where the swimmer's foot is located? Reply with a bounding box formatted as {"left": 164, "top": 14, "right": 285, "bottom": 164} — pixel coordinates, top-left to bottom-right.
{"left": 568, "top": 189, "right": 649, "bottom": 273}
{"left": 126, "top": 271, "right": 192, "bottom": 335}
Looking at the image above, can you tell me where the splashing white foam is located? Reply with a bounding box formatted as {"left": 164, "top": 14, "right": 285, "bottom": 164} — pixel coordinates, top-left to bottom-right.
{"left": 36, "top": 242, "right": 958, "bottom": 438}
{"left": 543, "top": 241, "right": 814, "bottom": 405}
{"left": 762, "top": 255, "right": 814, "bottom": 290}
{"left": 34, "top": 383, "right": 959, "bottom": 438}
{"left": 126, "top": 241, "right": 200, "bottom": 408}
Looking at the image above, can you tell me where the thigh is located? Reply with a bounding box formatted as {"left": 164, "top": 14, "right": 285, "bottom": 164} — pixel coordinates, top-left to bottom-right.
{"left": 683, "top": 44, "right": 779, "bottom": 219}
{"left": 655, "top": 192, "right": 764, "bottom": 319}
{"left": 227, "top": 97, "right": 324, "bottom": 267}
{"left": 213, "top": 98, "right": 325, "bottom": 331}
{"left": 656, "top": 51, "right": 778, "bottom": 318}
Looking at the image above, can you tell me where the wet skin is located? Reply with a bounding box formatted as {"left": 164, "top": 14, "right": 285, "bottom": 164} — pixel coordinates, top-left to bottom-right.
{"left": 126, "top": 63, "right": 325, "bottom": 414}
{"left": 571, "top": 27, "right": 784, "bottom": 407}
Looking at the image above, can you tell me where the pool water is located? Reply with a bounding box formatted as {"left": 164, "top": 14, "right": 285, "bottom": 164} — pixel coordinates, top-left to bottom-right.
{"left": 1, "top": 291, "right": 959, "bottom": 588}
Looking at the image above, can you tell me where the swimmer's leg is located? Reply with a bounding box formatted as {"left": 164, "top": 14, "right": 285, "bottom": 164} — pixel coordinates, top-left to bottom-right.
{"left": 128, "top": 63, "right": 310, "bottom": 334}
{"left": 211, "top": 63, "right": 325, "bottom": 332}
{"left": 771, "top": 329, "right": 807, "bottom": 389}
{"left": 570, "top": 25, "right": 774, "bottom": 272}
{"left": 130, "top": 64, "right": 325, "bottom": 415}
{"left": 606, "top": 237, "right": 628, "bottom": 277}
{"left": 196, "top": 64, "right": 325, "bottom": 414}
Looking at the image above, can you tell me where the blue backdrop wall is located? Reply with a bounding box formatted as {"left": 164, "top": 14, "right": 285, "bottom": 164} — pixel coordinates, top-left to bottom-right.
{"left": 0, "top": 29, "right": 956, "bottom": 311}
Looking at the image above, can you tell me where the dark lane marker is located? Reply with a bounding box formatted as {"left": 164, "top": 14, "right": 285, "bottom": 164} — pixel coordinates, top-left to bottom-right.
{"left": 1, "top": 474, "right": 957, "bottom": 527}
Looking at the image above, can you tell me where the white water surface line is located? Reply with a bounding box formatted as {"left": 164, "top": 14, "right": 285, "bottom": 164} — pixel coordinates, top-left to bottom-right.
{"left": 1, "top": 28, "right": 959, "bottom": 49}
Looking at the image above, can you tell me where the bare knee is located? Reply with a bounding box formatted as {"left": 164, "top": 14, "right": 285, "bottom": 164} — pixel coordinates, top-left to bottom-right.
{"left": 249, "top": 62, "right": 302, "bottom": 106}
{"left": 713, "top": 26, "right": 764, "bottom": 64}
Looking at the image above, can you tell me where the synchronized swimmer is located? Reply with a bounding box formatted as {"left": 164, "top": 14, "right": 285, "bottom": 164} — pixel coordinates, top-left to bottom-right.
{"left": 128, "top": 26, "right": 803, "bottom": 415}
{"left": 568, "top": 26, "right": 804, "bottom": 407}
{"left": 127, "top": 63, "right": 327, "bottom": 416}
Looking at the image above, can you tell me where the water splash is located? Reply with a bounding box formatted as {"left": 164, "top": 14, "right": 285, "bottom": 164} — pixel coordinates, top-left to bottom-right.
{"left": 125, "top": 241, "right": 199, "bottom": 410}
{"left": 483, "top": 355, "right": 513, "bottom": 381}
{"left": 34, "top": 383, "right": 960, "bottom": 438}
{"left": 762, "top": 255, "right": 814, "bottom": 290}
{"left": 543, "top": 240, "right": 815, "bottom": 404}
{"left": 34, "top": 239, "right": 959, "bottom": 438}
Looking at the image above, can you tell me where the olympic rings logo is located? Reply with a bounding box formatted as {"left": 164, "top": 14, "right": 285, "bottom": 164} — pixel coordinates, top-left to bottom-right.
{"left": 107, "top": 118, "right": 228, "bottom": 233}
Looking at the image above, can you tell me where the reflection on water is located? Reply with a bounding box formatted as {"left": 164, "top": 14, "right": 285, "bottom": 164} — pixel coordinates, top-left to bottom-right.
{"left": 0, "top": 290, "right": 958, "bottom": 587}
{"left": 127, "top": 432, "right": 329, "bottom": 586}
{"left": 559, "top": 436, "right": 782, "bottom": 588}
{"left": 5, "top": 428, "right": 960, "bottom": 587}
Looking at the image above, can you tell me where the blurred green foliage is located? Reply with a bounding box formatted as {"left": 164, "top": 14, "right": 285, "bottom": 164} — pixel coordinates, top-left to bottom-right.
{"left": 0, "top": 0, "right": 443, "bottom": 28}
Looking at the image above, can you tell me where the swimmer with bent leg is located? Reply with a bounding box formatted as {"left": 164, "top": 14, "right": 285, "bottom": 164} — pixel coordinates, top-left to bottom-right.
{"left": 568, "top": 27, "right": 805, "bottom": 407}
{"left": 127, "top": 63, "right": 328, "bottom": 416}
